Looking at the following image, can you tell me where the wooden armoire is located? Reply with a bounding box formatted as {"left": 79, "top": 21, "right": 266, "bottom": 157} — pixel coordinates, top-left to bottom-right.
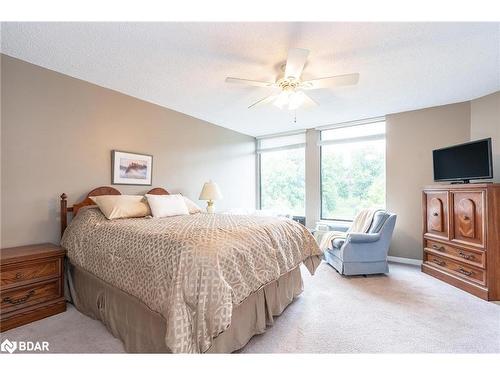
{"left": 422, "top": 183, "right": 500, "bottom": 300}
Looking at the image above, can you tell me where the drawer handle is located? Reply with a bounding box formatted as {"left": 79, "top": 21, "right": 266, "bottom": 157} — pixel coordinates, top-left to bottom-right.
{"left": 458, "top": 268, "right": 473, "bottom": 276}
{"left": 2, "top": 290, "right": 35, "bottom": 305}
{"left": 432, "top": 212, "right": 439, "bottom": 217}
{"left": 463, "top": 216, "right": 470, "bottom": 221}
{"left": 432, "top": 244, "right": 445, "bottom": 252}
{"left": 458, "top": 251, "right": 474, "bottom": 260}
{"left": 432, "top": 258, "right": 445, "bottom": 267}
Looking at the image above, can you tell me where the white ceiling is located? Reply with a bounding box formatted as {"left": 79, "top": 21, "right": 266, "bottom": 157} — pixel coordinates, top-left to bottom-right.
{"left": 1, "top": 22, "right": 499, "bottom": 136}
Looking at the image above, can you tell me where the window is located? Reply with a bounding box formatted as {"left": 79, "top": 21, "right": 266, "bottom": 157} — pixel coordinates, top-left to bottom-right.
{"left": 320, "top": 121, "right": 386, "bottom": 221}
{"left": 258, "top": 133, "right": 305, "bottom": 217}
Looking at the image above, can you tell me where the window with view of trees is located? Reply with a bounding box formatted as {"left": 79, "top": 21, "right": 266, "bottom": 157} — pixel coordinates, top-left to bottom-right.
{"left": 321, "top": 122, "right": 386, "bottom": 221}
{"left": 258, "top": 133, "right": 305, "bottom": 217}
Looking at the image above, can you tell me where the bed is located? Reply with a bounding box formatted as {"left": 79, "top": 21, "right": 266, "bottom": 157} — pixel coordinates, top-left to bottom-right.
{"left": 59, "top": 186, "right": 322, "bottom": 353}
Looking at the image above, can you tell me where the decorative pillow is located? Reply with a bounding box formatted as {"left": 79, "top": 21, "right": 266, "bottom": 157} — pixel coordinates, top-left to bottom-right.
{"left": 90, "top": 195, "right": 151, "bottom": 220}
{"left": 182, "top": 196, "right": 202, "bottom": 214}
{"left": 145, "top": 194, "right": 190, "bottom": 218}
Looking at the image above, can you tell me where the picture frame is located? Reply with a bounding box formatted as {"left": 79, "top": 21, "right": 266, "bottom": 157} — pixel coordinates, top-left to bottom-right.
{"left": 111, "top": 150, "right": 153, "bottom": 186}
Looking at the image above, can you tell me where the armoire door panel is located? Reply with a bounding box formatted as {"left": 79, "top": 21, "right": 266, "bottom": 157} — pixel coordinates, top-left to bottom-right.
{"left": 429, "top": 197, "right": 444, "bottom": 232}
{"left": 424, "top": 191, "right": 449, "bottom": 240}
{"left": 451, "top": 191, "right": 485, "bottom": 248}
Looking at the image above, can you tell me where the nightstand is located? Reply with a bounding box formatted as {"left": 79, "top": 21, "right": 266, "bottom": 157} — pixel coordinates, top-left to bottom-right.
{"left": 0, "top": 243, "right": 66, "bottom": 332}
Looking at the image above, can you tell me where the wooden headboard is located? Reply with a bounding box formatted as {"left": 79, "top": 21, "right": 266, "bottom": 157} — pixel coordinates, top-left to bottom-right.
{"left": 60, "top": 186, "right": 170, "bottom": 238}
{"left": 145, "top": 187, "right": 170, "bottom": 195}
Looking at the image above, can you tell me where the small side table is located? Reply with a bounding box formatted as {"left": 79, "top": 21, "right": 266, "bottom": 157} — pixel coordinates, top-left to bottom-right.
{"left": 0, "top": 243, "right": 66, "bottom": 332}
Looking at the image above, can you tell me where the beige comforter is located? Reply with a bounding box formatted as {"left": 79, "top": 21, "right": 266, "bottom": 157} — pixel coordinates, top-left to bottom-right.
{"left": 61, "top": 207, "right": 322, "bottom": 353}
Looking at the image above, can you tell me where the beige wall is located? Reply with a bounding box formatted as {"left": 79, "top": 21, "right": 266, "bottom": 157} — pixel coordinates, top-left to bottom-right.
{"left": 386, "top": 102, "right": 471, "bottom": 260}
{"left": 470, "top": 91, "right": 500, "bottom": 182}
{"left": 1, "top": 55, "right": 256, "bottom": 248}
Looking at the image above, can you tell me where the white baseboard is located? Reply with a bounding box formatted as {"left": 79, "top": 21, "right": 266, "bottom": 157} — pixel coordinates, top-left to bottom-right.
{"left": 387, "top": 256, "right": 423, "bottom": 266}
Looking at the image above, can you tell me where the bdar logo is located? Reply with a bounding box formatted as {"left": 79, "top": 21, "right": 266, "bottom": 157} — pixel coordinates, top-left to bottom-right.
{"left": 1, "top": 339, "right": 17, "bottom": 354}
{"left": 0, "top": 339, "right": 49, "bottom": 353}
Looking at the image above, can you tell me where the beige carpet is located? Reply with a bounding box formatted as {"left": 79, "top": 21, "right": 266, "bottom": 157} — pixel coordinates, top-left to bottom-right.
{"left": 2, "top": 262, "right": 499, "bottom": 353}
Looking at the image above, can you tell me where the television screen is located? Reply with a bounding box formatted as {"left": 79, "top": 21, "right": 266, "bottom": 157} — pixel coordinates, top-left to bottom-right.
{"left": 433, "top": 138, "right": 493, "bottom": 182}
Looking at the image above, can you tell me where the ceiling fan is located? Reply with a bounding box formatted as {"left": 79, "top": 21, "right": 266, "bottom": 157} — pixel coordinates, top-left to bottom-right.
{"left": 225, "top": 48, "right": 359, "bottom": 110}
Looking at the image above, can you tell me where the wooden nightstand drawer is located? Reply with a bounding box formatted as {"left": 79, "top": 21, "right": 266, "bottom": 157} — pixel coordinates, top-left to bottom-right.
{"left": 1, "top": 279, "right": 62, "bottom": 314}
{"left": 1, "top": 258, "right": 62, "bottom": 289}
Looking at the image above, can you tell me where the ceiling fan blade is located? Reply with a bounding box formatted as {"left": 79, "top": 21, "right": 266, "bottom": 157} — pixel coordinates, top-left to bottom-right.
{"left": 301, "top": 73, "right": 360, "bottom": 90}
{"left": 248, "top": 95, "right": 278, "bottom": 109}
{"left": 225, "top": 77, "right": 275, "bottom": 87}
{"left": 284, "top": 48, "right": 309, "bottom": 79}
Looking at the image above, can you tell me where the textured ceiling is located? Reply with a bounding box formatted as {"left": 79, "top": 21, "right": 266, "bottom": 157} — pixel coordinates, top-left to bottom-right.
{"left": 1, "top": 22, "right": 499, "bottom": 136}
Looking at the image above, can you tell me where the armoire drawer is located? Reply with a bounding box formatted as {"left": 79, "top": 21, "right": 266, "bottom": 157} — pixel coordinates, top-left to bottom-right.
{"left": 424, "top": 239, "right": 485, "bottom": 269}
{"left": 424, "top": 252, "right": 486, "bottom": 286}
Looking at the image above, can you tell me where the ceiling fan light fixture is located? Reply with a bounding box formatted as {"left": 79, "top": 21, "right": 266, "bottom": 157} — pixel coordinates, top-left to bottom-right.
{"left": 288, "top": 91, "right": 306, "bottom": 110}
{"left": 273, "top": 91, "right": 291, "bottom": 109}
{"left": 273, "top": 90, "right": 306, "bottom": 110}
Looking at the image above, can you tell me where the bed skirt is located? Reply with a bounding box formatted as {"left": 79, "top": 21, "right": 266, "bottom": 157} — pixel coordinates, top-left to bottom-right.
{"left": 65, "top": 261, "right": 304, "bottom": 353}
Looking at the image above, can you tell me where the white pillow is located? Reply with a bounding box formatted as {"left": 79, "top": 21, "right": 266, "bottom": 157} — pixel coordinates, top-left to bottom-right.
{"left": 90, "top": 195, "right": 151, "bottom": 220}
{"left": 145, "top": 194, "right": 189, "bottom": 218}
{"left": 182, "top": 196, "right": 202, "bottom": 214}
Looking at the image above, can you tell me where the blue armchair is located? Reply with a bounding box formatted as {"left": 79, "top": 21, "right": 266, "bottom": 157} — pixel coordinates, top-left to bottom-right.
{"left": 323, "top": 211, "right": 397, "bottom": 276}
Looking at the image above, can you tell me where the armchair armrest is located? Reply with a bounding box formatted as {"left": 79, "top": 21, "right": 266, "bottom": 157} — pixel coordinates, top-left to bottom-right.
{"left": 346, "top": 232, "right": 381, "bottom": 243}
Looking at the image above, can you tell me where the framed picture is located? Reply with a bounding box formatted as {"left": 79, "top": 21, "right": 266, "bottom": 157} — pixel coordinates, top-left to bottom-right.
{"left": 111, "top": 150, "right": 153, "bottom": 186}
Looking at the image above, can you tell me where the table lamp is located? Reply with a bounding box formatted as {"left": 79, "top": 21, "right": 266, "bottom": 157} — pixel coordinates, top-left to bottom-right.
{"left": 199, "top": 180, "right": 223, "bottom": 213}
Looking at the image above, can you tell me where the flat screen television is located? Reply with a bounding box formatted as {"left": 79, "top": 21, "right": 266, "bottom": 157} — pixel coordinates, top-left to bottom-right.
{"left": 433, "top": 138, "right": 493, "bottom": 183}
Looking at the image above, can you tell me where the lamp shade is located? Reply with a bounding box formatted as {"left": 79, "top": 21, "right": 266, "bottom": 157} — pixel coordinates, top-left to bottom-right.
{"left": 199, "top": 180, "right": 223, "bottom": 201}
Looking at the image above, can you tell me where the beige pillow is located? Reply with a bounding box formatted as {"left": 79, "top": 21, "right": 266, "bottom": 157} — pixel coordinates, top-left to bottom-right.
{"left": 182, "top": 196, "right": 202, "bottom": 214}
{"left": 145, "top": 194, "right": 189, "bottom": 218}
{"left": 90, "top": 195, "right": 151, "bottom": 220}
